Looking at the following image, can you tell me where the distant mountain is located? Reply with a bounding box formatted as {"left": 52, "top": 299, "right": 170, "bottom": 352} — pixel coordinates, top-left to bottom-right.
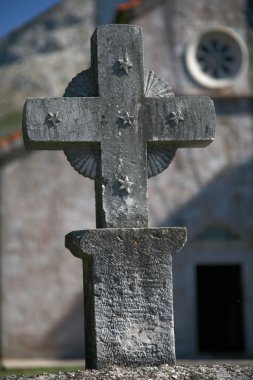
{"left": 0, "top": 0, "right": 94, "bottom": 137}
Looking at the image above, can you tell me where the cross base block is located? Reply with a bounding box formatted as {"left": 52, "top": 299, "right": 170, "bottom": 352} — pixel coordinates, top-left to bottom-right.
{"left": 65, "top": 227, "right": 187, "bottom": 369}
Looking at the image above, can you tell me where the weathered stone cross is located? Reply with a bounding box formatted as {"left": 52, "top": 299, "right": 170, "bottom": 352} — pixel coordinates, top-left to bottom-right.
{"left": 23, "top": 25, "right": 215, "bottom": 369}
{"left": 23, "top": 24, "right": 215, "bottom": 229}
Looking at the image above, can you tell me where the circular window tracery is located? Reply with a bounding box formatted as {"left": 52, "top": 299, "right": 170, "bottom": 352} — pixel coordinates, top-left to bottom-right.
{"left": 186, "top": 27, "right": 249, "bottom": 89}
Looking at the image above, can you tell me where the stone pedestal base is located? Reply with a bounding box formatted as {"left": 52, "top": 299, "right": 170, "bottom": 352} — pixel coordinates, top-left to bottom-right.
{"left": 65, "top": 228, "right": 186, "bottom": 369}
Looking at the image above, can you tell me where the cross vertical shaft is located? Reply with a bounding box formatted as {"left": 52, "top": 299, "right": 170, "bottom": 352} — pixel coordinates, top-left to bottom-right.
{"left": 91, "top": 25, "right": 148, "bottom": 228}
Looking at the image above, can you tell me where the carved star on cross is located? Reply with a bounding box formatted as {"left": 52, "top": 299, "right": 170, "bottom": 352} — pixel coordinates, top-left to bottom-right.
{"left": 46, "top": 112, "right": 61, "bottom": 127}
{"left": 119, "top": 111, "right": 134, "bottom": 126}
{"left": 118, "top": 176, "right": 133, "bottom": 194}
{"left": 118, "top": 57, "right": 133, "bottom": 74}
{"left": 167, "top": 111, "right": 184, "bottom": 126}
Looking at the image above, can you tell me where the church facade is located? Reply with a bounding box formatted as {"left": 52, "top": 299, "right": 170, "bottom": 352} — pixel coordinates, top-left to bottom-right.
{"left": 128, "top": 0, "right": 253, "bottom": 358}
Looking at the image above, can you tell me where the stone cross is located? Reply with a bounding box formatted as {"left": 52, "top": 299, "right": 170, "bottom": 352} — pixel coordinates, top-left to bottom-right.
{"left": 23, "top": 25, "right": 215, "bottom": 369}
{"left": 23, "top": 24, "right": 215, "bottom": 229}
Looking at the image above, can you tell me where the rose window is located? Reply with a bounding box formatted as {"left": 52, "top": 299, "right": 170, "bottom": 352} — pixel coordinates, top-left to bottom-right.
{"left": 186, "top": 27, "right": 249, "bottom": 89}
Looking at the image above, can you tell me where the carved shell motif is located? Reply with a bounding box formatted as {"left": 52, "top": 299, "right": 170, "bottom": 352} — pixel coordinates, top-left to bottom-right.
{"left": 63, "top": 68, "right": 177, "bottom": 179}
{"left": 143, "top": 69, "right": 176, "bottom": 177}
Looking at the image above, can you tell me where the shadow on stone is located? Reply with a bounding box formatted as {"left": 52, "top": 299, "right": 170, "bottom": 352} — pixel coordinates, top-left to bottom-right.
{"left": 162, "top": 157, "right": 253, "bottom": 239}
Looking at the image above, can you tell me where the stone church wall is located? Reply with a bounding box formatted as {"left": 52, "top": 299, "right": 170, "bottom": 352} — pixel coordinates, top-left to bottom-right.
{"left": 1, "top": 151, "right": 95, "bottom": 358}
{"left": 134, "top": 0, "right": 253, "bottom": 357}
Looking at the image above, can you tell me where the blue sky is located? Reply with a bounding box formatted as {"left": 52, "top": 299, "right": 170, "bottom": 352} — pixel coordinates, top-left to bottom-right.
{"left": 0, "top": 0, "right": 61, "bottom": 38}
{"left": 0, "top": 0, "right": 126, "bottom": 39}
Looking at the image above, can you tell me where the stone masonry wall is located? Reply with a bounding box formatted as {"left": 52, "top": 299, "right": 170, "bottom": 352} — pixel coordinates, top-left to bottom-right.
{"left": 1, "top": 151, "right": 95, "bottom": 358}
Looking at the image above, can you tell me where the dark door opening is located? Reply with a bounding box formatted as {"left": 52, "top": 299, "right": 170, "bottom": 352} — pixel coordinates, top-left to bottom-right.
{"left": 197, "top": 265, "right": 244, "bottom": 353}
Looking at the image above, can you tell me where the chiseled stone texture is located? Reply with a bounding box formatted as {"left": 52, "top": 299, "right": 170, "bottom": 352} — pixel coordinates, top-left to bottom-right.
{"left": 66, "top": 228, "right": 186, "bottom": 368}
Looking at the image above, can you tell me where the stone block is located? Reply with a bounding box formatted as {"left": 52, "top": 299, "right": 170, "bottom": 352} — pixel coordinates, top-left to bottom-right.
{"left": 66, "top": 227, "right": 186, "bottom": 368}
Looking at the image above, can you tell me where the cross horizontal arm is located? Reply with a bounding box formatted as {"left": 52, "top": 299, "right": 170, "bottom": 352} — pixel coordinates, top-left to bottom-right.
{"left": 23, "top": 97, "right": 103, "bottom": 149}
{"left": 144, "top": 96, "right": 215, "bottom": 147}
